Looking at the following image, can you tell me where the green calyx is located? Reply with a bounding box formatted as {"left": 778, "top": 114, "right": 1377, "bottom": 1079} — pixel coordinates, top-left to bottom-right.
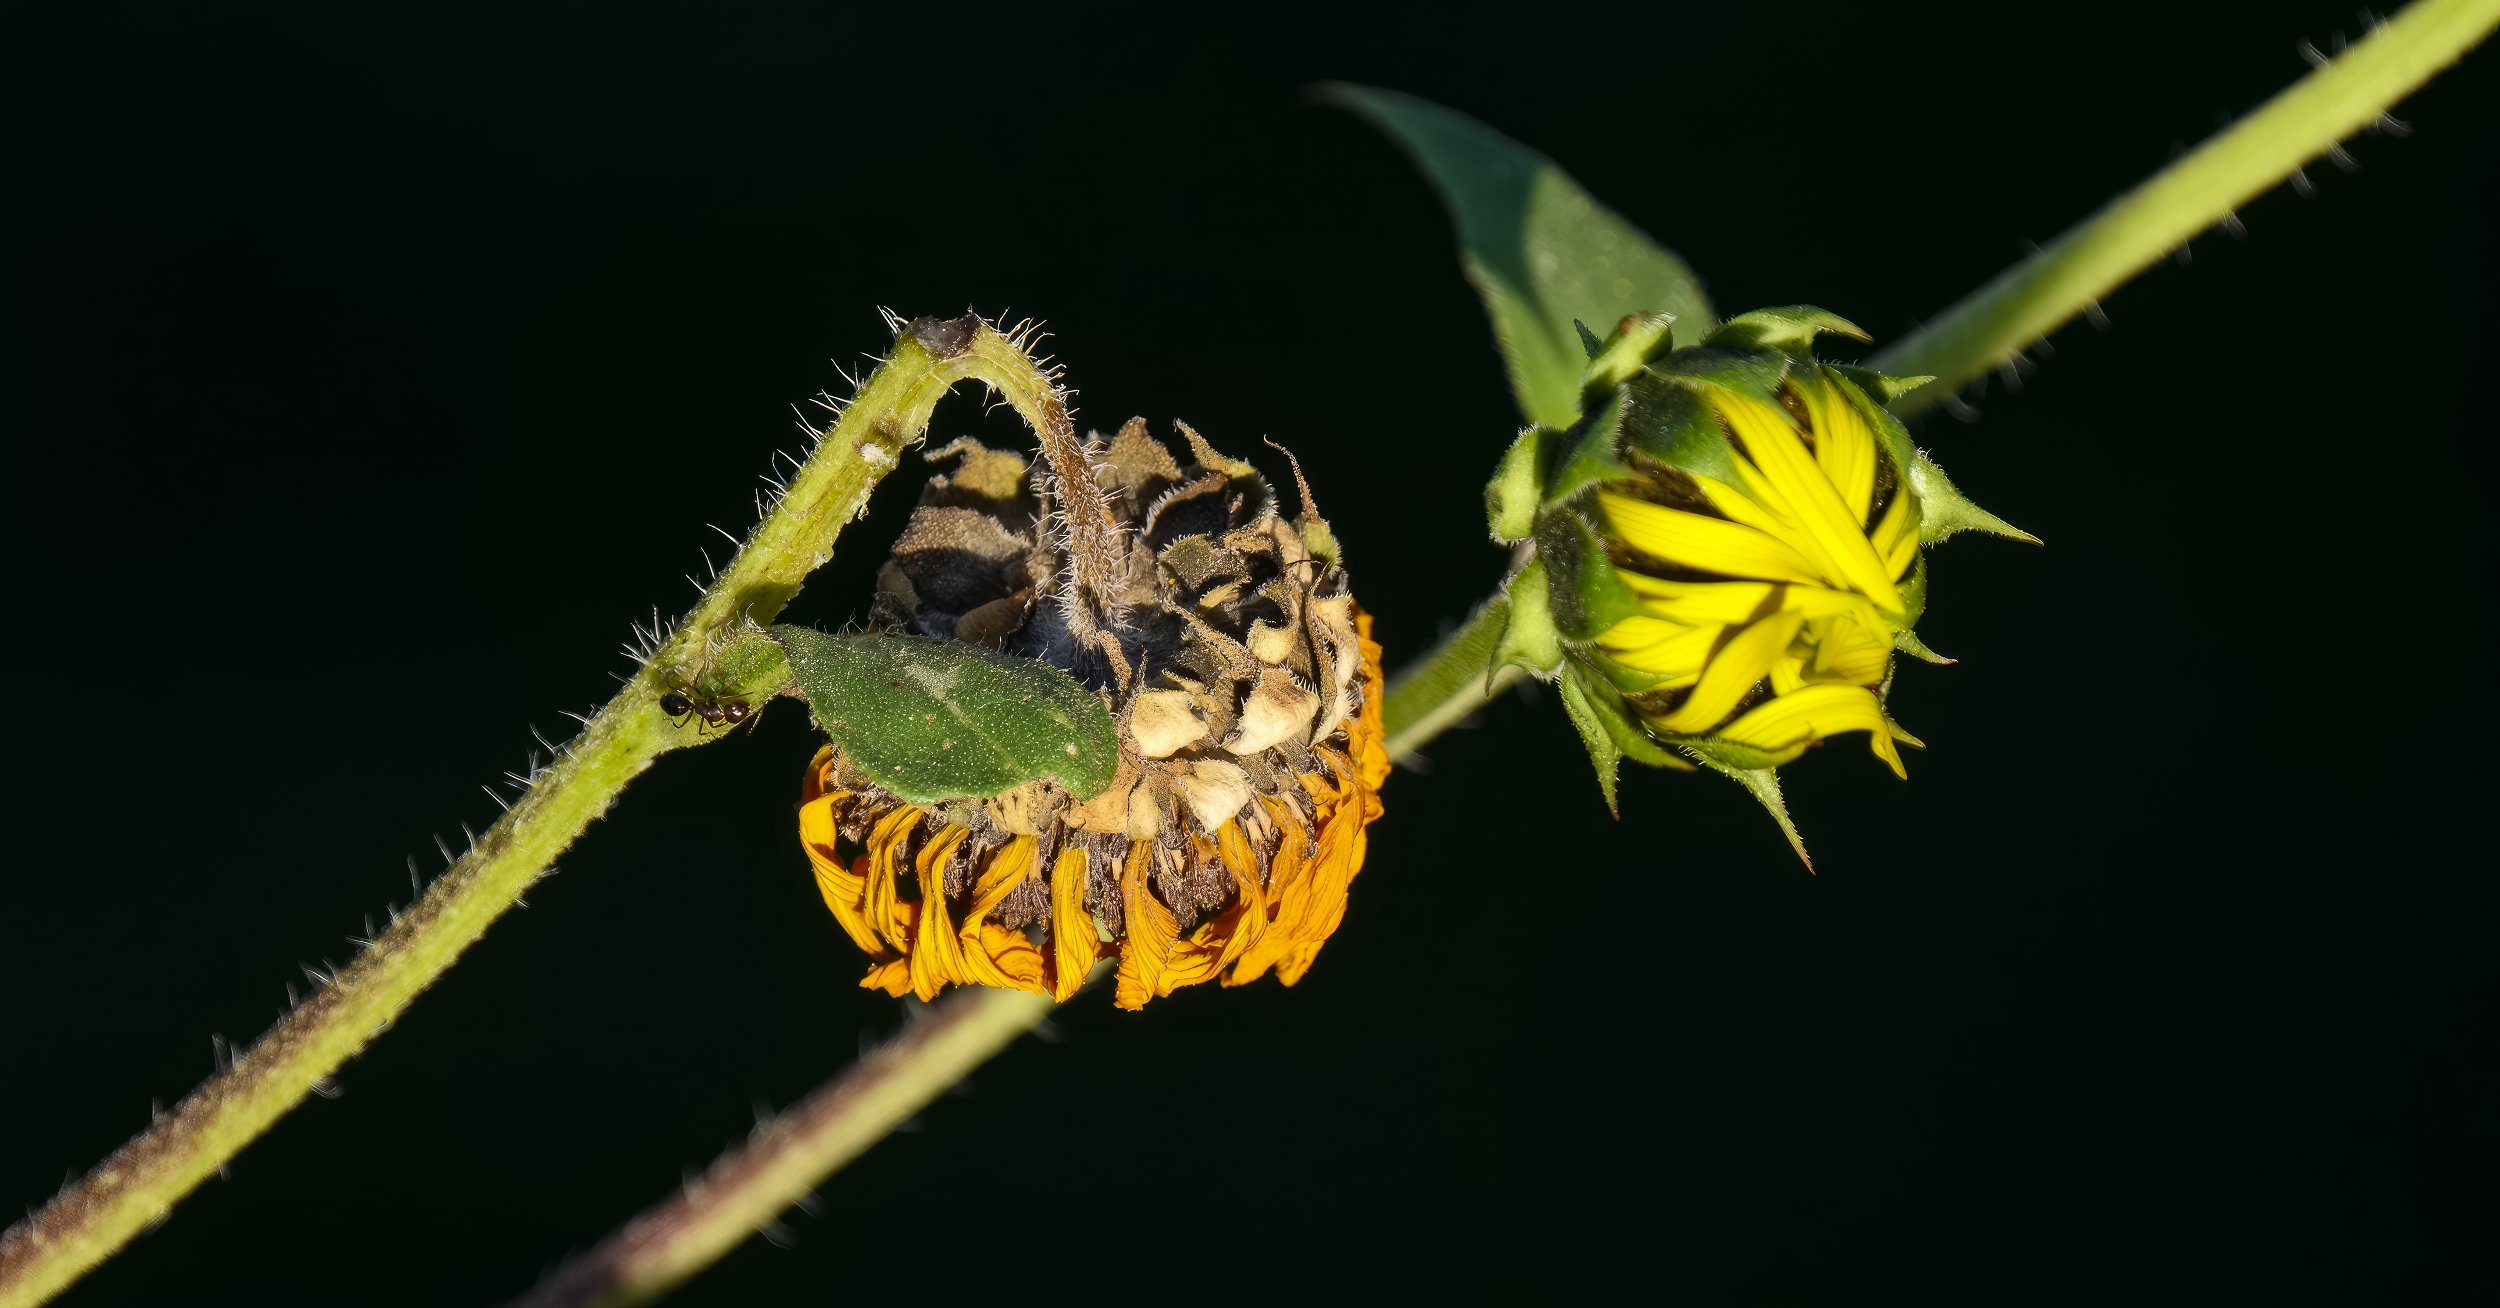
{"left": 1473, "top": 300, "right": 2030, "bottom": 852}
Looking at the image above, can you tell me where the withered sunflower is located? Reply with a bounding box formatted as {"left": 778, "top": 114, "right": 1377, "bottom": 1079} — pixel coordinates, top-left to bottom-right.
{"left": 799, "top": 418, "right": 1387, "bottom": 1010}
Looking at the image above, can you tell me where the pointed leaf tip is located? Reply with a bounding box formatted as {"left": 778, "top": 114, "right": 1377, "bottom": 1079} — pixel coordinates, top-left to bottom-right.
{"left": 1324, "top": 83, "right": 1713, "bottom": 429}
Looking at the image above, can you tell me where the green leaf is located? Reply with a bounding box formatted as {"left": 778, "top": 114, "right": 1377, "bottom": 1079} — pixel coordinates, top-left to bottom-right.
{"left": 771, "top": 627, "right": 1119, "bottom": 804}
{"left": 1325, "top": 83, "right": 1715, "bottom": 429}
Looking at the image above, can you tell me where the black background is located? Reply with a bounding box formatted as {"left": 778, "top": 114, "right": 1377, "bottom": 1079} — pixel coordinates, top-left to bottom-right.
{"left": 10, "top": 2, "right": 2495, "bottom": 1302}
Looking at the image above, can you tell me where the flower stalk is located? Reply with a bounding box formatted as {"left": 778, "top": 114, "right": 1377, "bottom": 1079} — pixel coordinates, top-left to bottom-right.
{"left": 1872, "top": 0, "right": 2500, "bottom": 412}
{"left": 0, "top": 314, "right": 1072, "bottom": 1308}
{"left": 507, "top": 982, "right": 1073, "bottom": 1308}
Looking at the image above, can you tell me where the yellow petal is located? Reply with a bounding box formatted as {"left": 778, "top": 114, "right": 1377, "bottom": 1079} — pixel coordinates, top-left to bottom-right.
{"left": 1652, "top": 610, "right": 1805, "bottom": 733}
{"left": 1227, "top": 799, "right": 1310, "bottom": 988}
{"left": 1272, "top": 789, "right": 1367, "bottom": 987}
{"left": 1807, "top": 612, "right": 1894, "bottom": 686}
{"left": 1617, "top": 575, "right": 1784, "bottom": 625}
{"left": 907, "top": 825, "right": 972, "bottom": 1000}
{"left": 1598, "top": 491, "right": 1824, "bottom": 586}
{"left": 962, "top": 836, "right": 1034, "bottom": 926}
{"left": 1049, "top": 844, "right": 1100, "bottom": 1002}
{"left": 863, "top": 805, "right": 925, "bottom": 954}
{"left": 1622, "top": 575, "right": 1883, "bottom": 628}
{"left": 1113, "top": 842, "right": 1176, "bottom": 1011}
{"left": 861, "top": 949, "right": 914, "bottom": 997}
{"left": 1599, "top": 618, "right": 1724, "bottom": 680}
{"left": 1695, "top": 468, "right": 1842, "bottom": 581}
{"left": 968, "top": 923, "right": 1049, "bottom": 993}
{"left": 1872, "top": 485, "right": 1920, "bottom": 580}
{"left": 1801, "top": 372, "right": 1878, "bottom": 526}
{"left": 958, "top": 837, "right": 1047, "bottom": 995}
{"left": 1716, "top": 682, "right": 1908, "bottom": 779}
{"left": 1711, "top": 386, "right": 1904, "bottom": 612}
{"left": 1207, "top": 820, "right": 1269, "bottom": 976}
{"left": 1769, "top": 654, "right": 1808, "bottom": 696}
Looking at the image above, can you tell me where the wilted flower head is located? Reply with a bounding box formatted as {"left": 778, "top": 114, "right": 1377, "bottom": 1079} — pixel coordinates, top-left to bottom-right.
{"left": 798, "top": 416, "right": 1386, "bottom": 1009}
{"left": 1489, "top": 307, "right": 2029, "bottom": 845}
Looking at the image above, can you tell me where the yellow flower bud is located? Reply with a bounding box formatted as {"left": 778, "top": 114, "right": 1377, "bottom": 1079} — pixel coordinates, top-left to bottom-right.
{"left": 1590, "top": 361, "right": 1926, "bottom": 776}
{"left": 1499, "top": 307, "right": 2031, "bottom": 844}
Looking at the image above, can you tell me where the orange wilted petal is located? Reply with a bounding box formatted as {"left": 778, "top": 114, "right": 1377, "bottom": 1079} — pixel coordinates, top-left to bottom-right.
{"left": 1049, "top": 844, "right": 1102, "bottom": 1002}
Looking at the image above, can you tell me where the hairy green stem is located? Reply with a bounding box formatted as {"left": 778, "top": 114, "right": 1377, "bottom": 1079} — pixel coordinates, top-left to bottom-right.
{"left": 501, "top": 611, "right": 1534, "bottom": 1308}
{"left": 22, "top": 8, "right": 2489, "bottom": 1297}
{"left": 470, "top": 21, "right": 2500, "bottom": 1291}
{"left": 1383, "top": 596, "right": 1524, "bottom": 760}
{"left": 1872, "top": 0, "right": 2499, "bottom": 413}
{"left": 0, "top": 314, "right": 1067, "bottom": 1308}
{"left": 508, "top": 982, "right": 1075, "bottom": 1308}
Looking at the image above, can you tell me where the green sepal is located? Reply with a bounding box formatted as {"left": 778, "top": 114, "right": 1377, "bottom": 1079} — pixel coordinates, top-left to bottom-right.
{"left": 1618, "top": 372, "right": 1745, "bottom": 487}
{"left": 1533, "top": 508, "right": 1647, "bottom": 642}
{"left": 1703, "top": 305, "right": 1869, "bottom": 357}
{"left": 1828, "top": 363, "right": 2034, "bottom": 546}
{"left": 1894, "top": 627, "right": 1953, "bottom": 665}
{"left": 1679, "top": 742, "right": 1814, "bottom": 870}
{"left": 1896, "top": 552, "right": 1929, "bottom": 629}
{"left": 1645, "top": 345, "right": 1790, "bottom": 409}
{"left": 1488, "top": 558, "right": 1565, "bottom": 680}
{"left": 771, "top": 626, "right": 1121, "bottom": 804}
{"left": 1557, "top": 663, "right": 1626, "bottom": 814}
{"left": 1579, "top": 311, "right": 1677, "bottom": 397}
{"left": 1557, "top": 660, "right": 1692, "bottom": 815}
{"left": 1829, "top": 363, "right": 1934, "bottom": 407}
{"left": 1486, "top": 426, "right": 1553, "bottom": 542}
{"left": 1572, "top": 319, "right": 1605, "bottom": 359}
{"left": 1543, "top": 387, "right": 1633, "bottom": 508}
{"left": 1890, "top": 556, "right": 1949, "bottom": 663}
{"left": 1906, "top": 451, "right": 2039, "bottom": 546}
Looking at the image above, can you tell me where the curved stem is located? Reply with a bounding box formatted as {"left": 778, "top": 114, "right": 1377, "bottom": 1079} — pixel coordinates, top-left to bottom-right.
{"left": 505, "top": 612, "right": 1528, "bottom": 1308}
{"left": 1382, "top": 595, "right": 1524, "bottom": 760}
{"left": 1872, "top": 0, "right": 2499, "bottom": 414}
{"left": 0, "top": 315, "right": 1070, "bottom": 1308}
{"left": 509, "top": 984, "right": 1068, "bottom": 1308}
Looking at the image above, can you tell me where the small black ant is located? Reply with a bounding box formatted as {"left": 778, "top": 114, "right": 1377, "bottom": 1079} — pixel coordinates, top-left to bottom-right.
{"left": 660, "top": 687, "right": 754, "bottom": 733}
